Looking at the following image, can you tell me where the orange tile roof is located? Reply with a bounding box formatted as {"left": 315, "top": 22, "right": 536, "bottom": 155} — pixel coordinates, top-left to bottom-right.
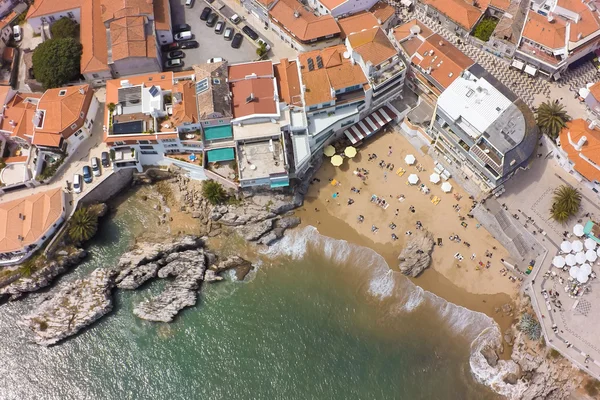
{"left": 153, "top": 0, "right": 171, "bottom": 31}
{"left": 269, "top": 0, "right": 340, "bottom": 42}
{"left": 229, "top": 61, "right": 277, "bottom": 118}
{"left": 274, "top": 59, "right": 302, "bottom": 106}
{"left": 392, "top": 19, "right": 434, "bottom": 42}
{"left": 369, "top": 1, "right": 395, "bottom": 23}
{"left": 569, "top": 8, "right": 600, "bottom": 43}
{"left": 337, "top": 12, "right": 380, "bottom": 39}
{"left": 81, "top": 0, "right": 109, "bottom": 74}
{"left": 589, "top": 81, "right": 600, "bottom": 100}
{"left": 256, "top": 0, "right": 277, "bottom": 7}
{"left": 521, "top": 11, "right": 566, "bottom": 49}
{"left": 421, "top": 0, "right": 483, "bottom": 30}
{"left": 348, "top": 27, "right": 397, "bottom": 66}
{"left": 35, "top": 84, "right": 93, "bottom": 142}
{"left": 0, "top": 11, "right": 18, "bottom": 31}
{"left": 4, "top": 156, "right": 28, "bottom": 164}
{"left": 414, "top": 34, "right": 474, "bottom": 89}
{"left": 0, "top": 92, "right": 42, "bottom": 141}
{"left": 556, "top": 0, "right": 590, "bottom": 13}
{"left": 33, "top": 132, "right": 64, "bottom": 147}
{"left": 298, "top": 44, "right": 367, "bottom": 106}
{"left": 319, "top": 0, "right": 347, "bottom": 10}
{"left": 110, "top": 16, "right": 155, "bottom": 61}
{"left": 100, "top": 0, "right": 154, "bottom": 23}
{"left": 0, "top": 188, "right": 64, "bottom": 253}
{"left": 171, "top": 81, "right": 198, "bottom": 126}
{"left": 559, "top": 119, "right": 600, "bottom": 182}
{"left": 488, "top": 0, "right": 511, "bottom": 11}
{"left": 400, "top": 36, "right": 424, "bottom": 56}
{"left": 26, "top": 0, "right": 82, "bottom": 19}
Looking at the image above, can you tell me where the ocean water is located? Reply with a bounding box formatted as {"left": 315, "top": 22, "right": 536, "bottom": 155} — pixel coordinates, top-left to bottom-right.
{"left": 0, "top": 194, "right": 508, "bottom": 400}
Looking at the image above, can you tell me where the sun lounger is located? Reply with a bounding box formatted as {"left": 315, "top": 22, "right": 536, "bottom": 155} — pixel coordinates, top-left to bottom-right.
{"left": 396, "top": 168, "right": 405, "bottom": 176}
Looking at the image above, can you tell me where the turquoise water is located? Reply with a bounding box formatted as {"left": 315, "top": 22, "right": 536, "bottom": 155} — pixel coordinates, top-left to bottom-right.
{"left": 0, "top": 191, "right": 502, "bottom": 400}
{"left": 203, "top": 125, "right": 233, "bottom": 141}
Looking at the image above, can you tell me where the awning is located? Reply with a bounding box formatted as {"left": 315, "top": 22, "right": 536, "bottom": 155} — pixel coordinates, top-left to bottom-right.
{"left": 524, "top": 65, "right": 537, "bottom": 76}
{"left": 511, "top": 59, "right": 525, "bottom": 70}
{"left": 344, "top": 106, "right": 397, "bottom": 145}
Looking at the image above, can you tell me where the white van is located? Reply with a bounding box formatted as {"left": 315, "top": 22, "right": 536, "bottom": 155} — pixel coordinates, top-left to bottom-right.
{"left": 73, "top": 174, "right": 82, "bottom": 194}
{"left": 174, "top": 31, "right": 192, "bottom": 41}
{"left": 12, "top": 26, "right": 21, "bottom": 42}
{"left": 185, "top": 0, "right": 195, "bottom": 8}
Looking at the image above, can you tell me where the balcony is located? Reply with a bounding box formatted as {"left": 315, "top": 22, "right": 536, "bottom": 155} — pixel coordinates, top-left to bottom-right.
{"left": 517, "top": 42, "right": 563, "bottom": 66}
{"left": 307, "top": 104, "right": 360, "bottom": 136}
{"left": 372, "top": 62, "right": 406, "bottom": 90}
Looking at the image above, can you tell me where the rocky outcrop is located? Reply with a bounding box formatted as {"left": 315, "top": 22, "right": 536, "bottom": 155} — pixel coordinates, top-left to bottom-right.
{"left": 116, "top": 262, "right": 160, "bottom": 290}
{"left": 20, "top": 268, "right": 117, "bottom": 346}
{"left": 133, "top": 249, "right": 206, "bottom": 323}
{"left": 0, "top": 248, "right": 88, "bottom": 302}
{"left": 480, "top": 345, "right": 499, "bottom": 367}
{"left": 398, "top": 230, "right": 435, "bottom": 277}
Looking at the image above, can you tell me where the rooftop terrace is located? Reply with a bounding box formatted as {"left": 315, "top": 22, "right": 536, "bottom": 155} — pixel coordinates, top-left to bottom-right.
{"left": 238, "top": 139, "right": 286, "bottom": 181}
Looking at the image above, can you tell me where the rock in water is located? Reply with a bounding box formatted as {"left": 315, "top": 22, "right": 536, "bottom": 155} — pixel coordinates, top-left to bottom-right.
{"left": 117, "top": 262, "right": 160, "bottom": 290}
{"left": 480, "top": 345, "right": 499, "bottom": 367}
{"left": 133, "top": 249, "right": 206, "bottom": 322}
{"left": 20, "top": 268, "right": 117, "bottom": 346}
{"left": 398, "top": 230, "right": 434, "bottom": 277}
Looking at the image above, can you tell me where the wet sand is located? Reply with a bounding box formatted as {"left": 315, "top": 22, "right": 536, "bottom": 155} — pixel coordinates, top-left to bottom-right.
{"left": 296, "top": 130, "right": 521, "bottom": 334}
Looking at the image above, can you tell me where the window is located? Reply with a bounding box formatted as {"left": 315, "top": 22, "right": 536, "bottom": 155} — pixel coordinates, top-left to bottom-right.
{"left": 139, "top": 145, "right": 154, "bottom": 150}
{"left": 68, "top": 12, "right": 74, "bottom": 18}
{"left": 204, "top": 121, "right": 210, "bottom": 125}
{"left": 49, "top": 16, "right": 55, "bottom": 22}
{"left": 80, "top": 111, "right": 84, "bottom": 118}
{"left": 59, "top": 90, "right": 67, "bottom": 96}
{"left": 114, "top": 141, "right": 125, "bottom": 145}
{"left": 70, "top": 123, "right": 77, "bottom": 130}
{"left": 309, "top": 105, "right": 317, "bottom": 111}
{"left": 92, "top": 73, "right": 100, "bottom": 79}
{"left": 141, "top": 150, "right": 158, "bottom": 155}
{"left": 138, "top": 140, "right": 150, "bottom": 144}
{"left": 74, "top": 129, "right": 82, "bottom": 137}
{"left": 164, "top": 143, "right": 178, "bottom": 148}
{"left": 161, "top": 138, "right": 177, "bottom": 143}
{"left": 41, "top": 17, "right": 47, "bottom": 23}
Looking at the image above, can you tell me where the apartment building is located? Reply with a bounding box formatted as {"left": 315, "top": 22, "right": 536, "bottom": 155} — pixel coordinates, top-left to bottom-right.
{"left": 430, "top": 64, "right": 537, "bottom": 192}
{"left": 310, "top": 0, "right": 378, "bottom": 17}
{"left": 557, "top": 119, "right": 600, "bottom": 194}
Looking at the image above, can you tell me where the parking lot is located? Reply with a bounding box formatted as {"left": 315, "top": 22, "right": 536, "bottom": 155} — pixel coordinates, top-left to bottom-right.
{"left": 170, "top": 0, "right": 258, "bottom": 66}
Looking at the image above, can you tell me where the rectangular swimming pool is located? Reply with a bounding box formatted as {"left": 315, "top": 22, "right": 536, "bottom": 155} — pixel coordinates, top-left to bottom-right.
{"left": 204, "top": 125, "right": 233, "bottom": 141}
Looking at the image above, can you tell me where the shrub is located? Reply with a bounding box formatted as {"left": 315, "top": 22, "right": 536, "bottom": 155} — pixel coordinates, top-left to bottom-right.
{"left": 202, "top": 180, "right": 227, "bottom": 205}
{"left": 472, "top": 17, "right": 498, "bottom": 42}
{"left": 50, "top": 17, "right": 79, "bottom": 39}
{"left": 32, "top": 38, "right": 82, "bottom": 89}
{"left": 37, "top": 155, "right": 65, "bottom": 181}
{"left": 519, "top": 312, "right": 542, "bottom": 341}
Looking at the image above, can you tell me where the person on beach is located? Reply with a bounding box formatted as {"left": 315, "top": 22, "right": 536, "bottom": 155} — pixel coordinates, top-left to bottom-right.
{"left": 388, "top": 146, "right": 392, "bottom": 156}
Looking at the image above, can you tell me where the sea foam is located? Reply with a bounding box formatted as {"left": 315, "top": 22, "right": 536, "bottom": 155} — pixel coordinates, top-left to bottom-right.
{"left": 265, "top": 226, "right": 524, "bottom": 399}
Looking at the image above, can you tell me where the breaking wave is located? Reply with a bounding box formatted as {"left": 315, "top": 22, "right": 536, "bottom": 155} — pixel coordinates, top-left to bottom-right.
{"left": 265, "top": 226, "right": 526, "bottom": 399}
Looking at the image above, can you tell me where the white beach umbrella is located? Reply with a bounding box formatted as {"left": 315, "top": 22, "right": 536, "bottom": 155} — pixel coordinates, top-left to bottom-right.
{"left": 586, "top": 249, "right": 597, "bottom": 262}
{"left": 441, "top": 182, "right": 452, "bottom": 193}
{"left": 561, "top": 241, "right": 573, "bottom": 253}
{"left": 577, "top": 270, "right": 589, "bottom": 284}
{"left": 553, "top": 255, "right": 566, "bottom": 268}
{"left": 581, "top": 263, "right": 592, "bottom": 275}
{"left": 576, "top": 251, "right": 587, "bottom": 264}
{"left": 566, "top": 254, "right": 577, "bottom": 266}
{"left": 572, "top": 240, "right": 584, "bottom": 253}
{"left": 569, "top": 266, "right": 580, "bottom": 278}
{"left": 585, "top": 237, "right": 597, "bottom": 250}
{"left": 405, "top": 154, "right": 416, "bottom": 165}
{"left": 408, "top": 174, "right": 419, "bottom": 185}
{"left": 573, "top": 224, "right": 585, "bottom": 237}
{"left": 429, "top": 173, "right": 441, "bottom": 184}
{"left": 596, "top": 247, "right": 600, "bottom": 257}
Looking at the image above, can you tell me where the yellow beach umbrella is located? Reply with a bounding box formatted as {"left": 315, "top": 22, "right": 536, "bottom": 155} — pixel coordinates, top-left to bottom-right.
{"left": 331, "top": 155, "right": 344, "bottom": 167}
{"left": 324, "top": 145, "right": 336, "bottom": 157}
{"left": 344, "top": 146, "right": 357, "bottom": 158}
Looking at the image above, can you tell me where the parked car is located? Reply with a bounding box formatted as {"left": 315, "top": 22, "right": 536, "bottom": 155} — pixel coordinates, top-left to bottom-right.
{"left": 12, "top": 26, "right": 21, "bottom": 42}
{"left": 82, "top": 166, "right": 93, "bottom": 184}
{"left": 256, "top": 38, "right": 271, "bottom": 51}
{"left": 224, "top": 27, "right": 234, "bottom": 41}
{"left": 101, "top": 151, "right": 110, "bottom": 168}
{"left": 180, "top": 40, "right": 199, "bottom": 49}
{"left": 200, "top": 7, "right": 212, "bottom": 21}
{"left": 165, "top": 59, "right": 184, "bottom": 69}
{"left": 173, "top": 24, "right": 191, "bottom": 33}
{"left": 230, "top": 14, "right": 241, "bottom": 24}
{"left": 242, "top": 25, "right": 258, "bottom": 40}
{"left": 73, "top": 174, "right": 82, "bottom": 194}
{"left": 91, "top": 157, "right": 101, "bottom": 177}
{"left": 167, "top": 50, "right": 185, "bottom": 59}
{"left": 161, "top": 42, "right": 180, "bottom": 52}
{"left": 207, "top": 57, "right": 224, "bottom": 63}
{"left": 174, "top": 31, "right": 192, "bottom": 41}
{"left": 185, "top": 0, "right": 195, "bottom": 8}
{"left": 231, "top": 33, "right": 243, "bottom": 49}
{"left": 214, "top": 21, "right": 225, "bottom": 34}
{"left": 206, "top": 14, "right": 218, "bottom": 27}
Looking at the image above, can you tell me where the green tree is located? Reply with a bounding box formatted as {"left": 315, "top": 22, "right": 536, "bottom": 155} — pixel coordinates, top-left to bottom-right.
{"left": 472, "top": 17, "right": 498, "bottom": 42}
{"left": 202, "top": 180, "right": 227, "bottom": 205}
{"left": 256, "top": 42, "right": 268, "bottom": 58}
{"left": 550, "top": 185, "right": 581, "bottom": 223}
{"left": 107, "top": 103, "right": 116, "bottom": 113}
{"left": 32, "top": 38, "right": 82, "bottom": 89}
{"left": 50, "top": 17, "right": 79, "bottom": 39}
{"left": 68, "top": 207, "right": 98, "bottom": 243}
{"left": 535, "top": 101, "right": 570, "bottom": 140}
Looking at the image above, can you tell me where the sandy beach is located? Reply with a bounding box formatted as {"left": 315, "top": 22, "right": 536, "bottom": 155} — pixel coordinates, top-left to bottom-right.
{"left": 296, "top": 129, "right": 522, "bottom": 330}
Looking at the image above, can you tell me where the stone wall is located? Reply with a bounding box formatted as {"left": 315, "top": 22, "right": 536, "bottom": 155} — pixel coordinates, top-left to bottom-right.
{"left": 79, "top": 169, "right": 134, "bottom": 205}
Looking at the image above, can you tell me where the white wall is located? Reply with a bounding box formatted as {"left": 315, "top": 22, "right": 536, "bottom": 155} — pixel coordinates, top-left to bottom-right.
{"left": 326, "top": 0, "right": 379, "bottom": 17}
{"left": 28, "top": 8, "right": 81, "bottom": 34}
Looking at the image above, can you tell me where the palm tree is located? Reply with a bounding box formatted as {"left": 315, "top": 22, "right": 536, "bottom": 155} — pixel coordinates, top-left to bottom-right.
{"left": 535, "top": 100, "right": 570, "bottom": 140}
{"left": 68, "top": 207, "right": 98, "bottom": 243}
{"left": 550, "top": 185, "right": 581, "bottom": 223}
{"left": 202, "top": 180, "right": 227, "bottom": 205}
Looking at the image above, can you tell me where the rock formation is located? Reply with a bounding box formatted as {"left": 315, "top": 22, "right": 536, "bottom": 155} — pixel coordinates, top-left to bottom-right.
{"left": 397, "top": 230, "right": 434, "bottom": 277}
{"left": 20, "top": 268, "right": 117, "bottom": 346}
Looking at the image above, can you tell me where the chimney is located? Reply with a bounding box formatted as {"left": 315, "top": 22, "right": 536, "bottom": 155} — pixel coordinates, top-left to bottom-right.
{"left": 294, "top": 10, "right": 300, "bottom": 18}
{"left": 589, "top": 120, "right": 597, "bottom": 130}
{"left": 575, "top": 135, "right": 587, "bottom": 151}
{"left": 79, "top": 87, "right": 85, "bottom": 95}
{"left": 547, "top": 14, "right": 554, "bottom": 23}
{"left": 439, "top": 41, "right": 444, "bottom": 46}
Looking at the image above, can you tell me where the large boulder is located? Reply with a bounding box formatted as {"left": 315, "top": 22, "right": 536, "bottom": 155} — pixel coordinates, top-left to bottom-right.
{"left": 240, "top": 219, "right": 274, "bottom": 241}
{"left": 481, "top": 345, "right": 499, "bottom": 367}
{"left": 398, "top": 230, "right": 435, "bottom": 277}
{"left": 117, "top": 262, "right": 160, "bottom": 290}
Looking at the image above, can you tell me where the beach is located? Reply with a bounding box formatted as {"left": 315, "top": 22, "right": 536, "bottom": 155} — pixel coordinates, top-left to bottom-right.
{"left": 296, "top": 129, "right": 521, "bottom": 329}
